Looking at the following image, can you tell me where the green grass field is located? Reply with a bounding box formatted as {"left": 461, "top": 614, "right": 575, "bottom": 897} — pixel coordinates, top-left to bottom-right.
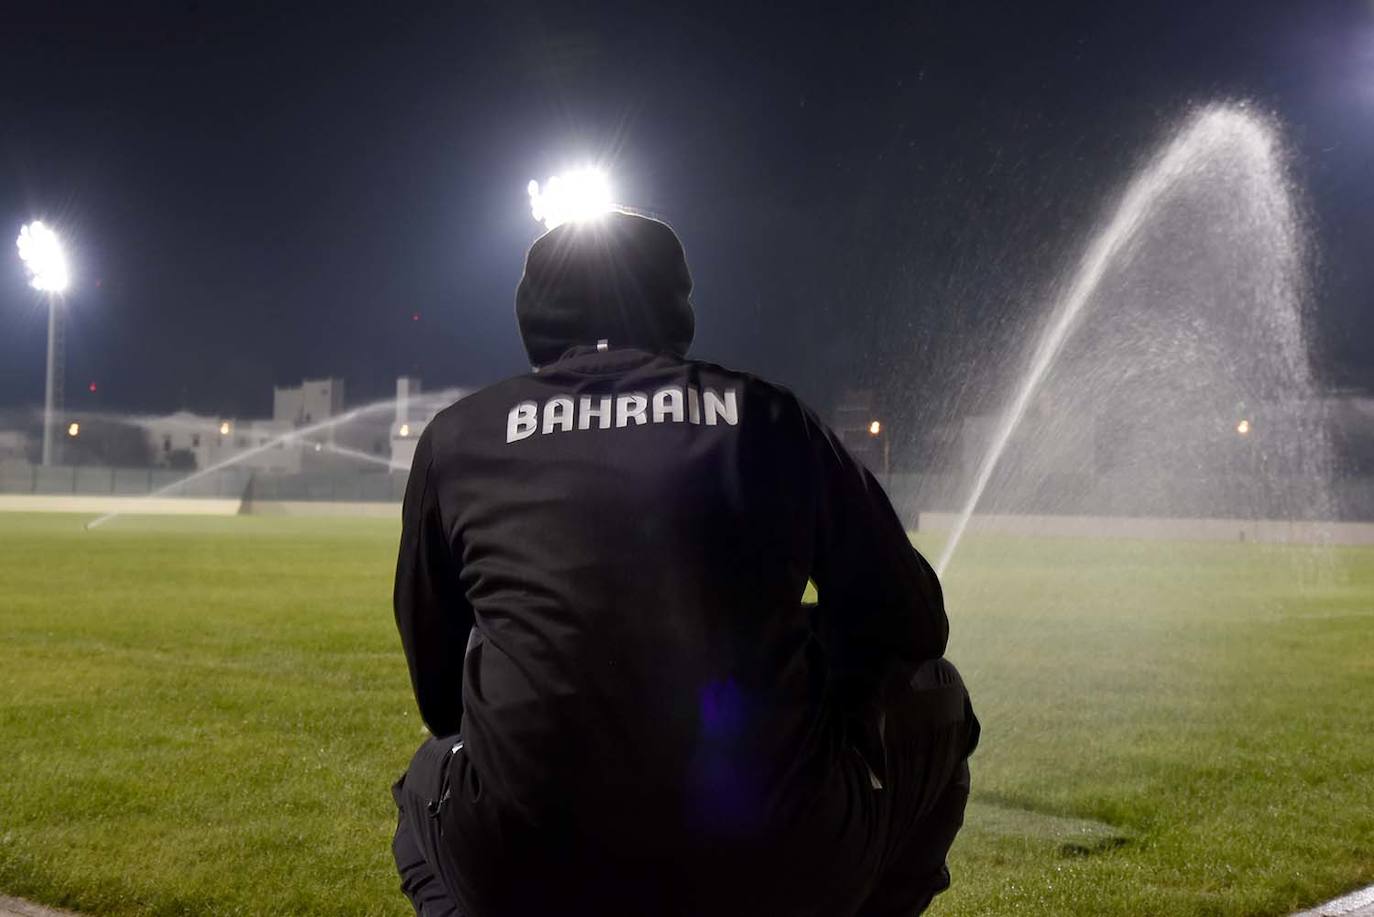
{"left": 1, "top": 512, "right": 1371, "bottom": 916}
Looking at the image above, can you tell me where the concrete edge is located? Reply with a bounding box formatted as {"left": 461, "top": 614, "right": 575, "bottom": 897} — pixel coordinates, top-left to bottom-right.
{"left": 1293, "top": 883, "right": 1374, "bottom": 917}
{"left": 0, "top": 495, "right": 400, "bottom": 518}
{"left": 0, "top": 495, "right": 241, "bottom": 516}
{"left": 242, "top": 499, "right": 400, "bottom": 518}
{"left": 0, "top": 895, "right": 82, "bottom": 917}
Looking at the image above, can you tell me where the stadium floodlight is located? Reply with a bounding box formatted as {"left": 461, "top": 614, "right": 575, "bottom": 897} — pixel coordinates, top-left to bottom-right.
{"left": 527, "top": 168, "right": 614, "bottom": 230}
{"left": 16, "top": 220, "right": 72, "bottom": 466}
{"left": 868, "top": 420, "right": 882, "bottom": 437}
{"left": 67, "top": 422, "right": 79, "bottom": 437}
{"left": 16, "top": 221, "right": 70, "bottom": 293}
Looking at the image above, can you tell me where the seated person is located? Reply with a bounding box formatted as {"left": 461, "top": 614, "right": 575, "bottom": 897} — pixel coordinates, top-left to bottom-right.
{"left": 391, "top": 210, "right": 979, "bottom": 916}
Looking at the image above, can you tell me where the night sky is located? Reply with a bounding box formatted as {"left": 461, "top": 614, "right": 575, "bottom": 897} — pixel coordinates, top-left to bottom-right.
{"left": 2, "top": 1, "right": 1372, "bottom": 421}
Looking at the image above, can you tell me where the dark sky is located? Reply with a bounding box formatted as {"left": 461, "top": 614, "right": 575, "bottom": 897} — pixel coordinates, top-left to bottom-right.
{"left": 1, "top": 0, "right": 1372, "bottom": 421}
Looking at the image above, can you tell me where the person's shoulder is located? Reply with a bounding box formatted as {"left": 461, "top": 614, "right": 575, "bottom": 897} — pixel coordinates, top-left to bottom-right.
{"left": 682, "top": 357, "right": 816, "bottom": 429}
{"left": 426, "top": 374, "right": 535, "bottom": 425}
{"left": 417, "top": 373, "right": 540, "bottom": 452}
{"left": 683, "top": 358, "right": 799, "bottom": 404}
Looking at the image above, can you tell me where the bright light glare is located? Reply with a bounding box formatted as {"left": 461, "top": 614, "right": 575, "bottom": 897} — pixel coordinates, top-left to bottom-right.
{"left": 399, "top": 423, "right": 411, "bottom": 437}
{"left": 67, "top": 422, "right": 80, "bottom": 437}
{"left": 869, "top": 420, "right": 882, "bottom": 436}
{"left": 527, "top": 169, "right": 613, "bottom": 230}
{"left": 1236, "top": 419, "right": 1251, "bottom": 436}
{"left": 219, "top": 421, "right": 231, "bottom": 436}
{"left": 16, "top": 221, "right": 70, "bottom": 293}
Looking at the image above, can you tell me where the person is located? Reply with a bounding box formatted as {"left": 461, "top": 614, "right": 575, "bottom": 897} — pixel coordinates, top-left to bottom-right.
{"left": 390, "top": 210, "right": 978, "bottom": 917}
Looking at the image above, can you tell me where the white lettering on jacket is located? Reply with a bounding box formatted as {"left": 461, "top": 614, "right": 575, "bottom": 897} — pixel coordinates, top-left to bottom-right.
{"left": 507, "top": 401, "right": 538, "bottom": 442}
{"left": 506, "top": 387, "right": 740, "bottom": 443}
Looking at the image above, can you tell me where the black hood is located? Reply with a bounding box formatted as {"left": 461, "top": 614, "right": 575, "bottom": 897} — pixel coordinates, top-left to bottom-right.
{"left": 515, "top": 211, "right": 695, "bottom": 367}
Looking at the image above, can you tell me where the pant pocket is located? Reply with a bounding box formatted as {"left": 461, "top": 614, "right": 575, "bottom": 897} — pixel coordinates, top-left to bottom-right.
{"left": 404, "top": 734, "right": 464, "bottom": 815}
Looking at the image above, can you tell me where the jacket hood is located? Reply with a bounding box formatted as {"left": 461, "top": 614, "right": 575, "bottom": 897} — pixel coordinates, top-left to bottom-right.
{"left": 516, "top": 211, "right": 694, "bottom": 367}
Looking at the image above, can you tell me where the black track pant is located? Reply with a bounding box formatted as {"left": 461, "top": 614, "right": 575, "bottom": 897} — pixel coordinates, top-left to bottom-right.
{"left": 392, "top": 658, "right": 977, "bottom": 917}
{"left": 853, "top": 657, "right": 979, "bottom": 917}
{"left": 392, "top": 737, "right": 466, "bottom": 917}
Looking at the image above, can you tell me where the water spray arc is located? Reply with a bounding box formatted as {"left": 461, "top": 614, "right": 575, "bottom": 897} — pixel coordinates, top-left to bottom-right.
{"left": 318, "top": 440, "right": 408, "bottom": 471}
{"left": 935, "top": 105, "right": 1305, "bottom": 576}
{"left": 85, "top": 389, "right": 462, "bottom": 530}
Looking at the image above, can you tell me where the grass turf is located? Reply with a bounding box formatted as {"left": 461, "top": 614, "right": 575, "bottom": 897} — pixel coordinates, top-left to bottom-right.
{"left": 0, "top": 512, "right": 1371, "bottom": 915}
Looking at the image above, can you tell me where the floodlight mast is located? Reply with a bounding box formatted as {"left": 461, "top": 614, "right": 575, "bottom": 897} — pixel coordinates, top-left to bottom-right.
{"left": 16, "top": 221, "right": 71, "bottom": 466}
{"left": 42, "top": 300, "right": 62, "bottom": 465}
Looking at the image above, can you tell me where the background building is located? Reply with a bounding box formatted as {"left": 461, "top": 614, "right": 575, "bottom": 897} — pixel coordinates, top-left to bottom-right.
{"left": 389, "top": 376, "right": 424, "bottom": 470}
{"left": 832, "top": 388, "right": 899, "bottom": 481}
{"left": 273, "top": 378, "right": 346, "bottom": 434}
{"left": 140, "top": 412, "right": 299, "bottom": 473}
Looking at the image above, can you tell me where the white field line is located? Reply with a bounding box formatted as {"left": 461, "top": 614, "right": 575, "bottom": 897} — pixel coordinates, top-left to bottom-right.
{"left": 1294, "top": 884, "right": 1374, "bottom": 917}
{"left": 0, "top": 894, "right": 83, "bottom": 917}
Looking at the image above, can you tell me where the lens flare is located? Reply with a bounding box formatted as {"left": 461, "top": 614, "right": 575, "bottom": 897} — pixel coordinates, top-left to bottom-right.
{"left": 16, "top": 221, "right": 70, "bottom": 293}
{"left": 527, "top": 169, "right": 614, "bottom": 230}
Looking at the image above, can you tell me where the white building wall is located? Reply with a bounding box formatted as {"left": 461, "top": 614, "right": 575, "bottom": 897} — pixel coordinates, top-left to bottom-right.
{"left": 273, "top": 378, "right": 345, "bottom": 429}
{"left": 300, "top": 378, "right": 345, "bottom": 428}
{"left": 143, "top": 413, "right": 302, "bottom": 473}
{"left": 273, "top": 387, "right": 304, "bottom": 426}
{"left": 145, "top": 412, "right": 218, "bottom": 469}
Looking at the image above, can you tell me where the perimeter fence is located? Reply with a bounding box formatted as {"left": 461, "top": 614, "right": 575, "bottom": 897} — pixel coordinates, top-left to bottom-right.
{"left": 4, "top": 462, "right": 1374, "bottom": 521}
{"left": 0, "top": 462, "right": 406, "bottom": 503}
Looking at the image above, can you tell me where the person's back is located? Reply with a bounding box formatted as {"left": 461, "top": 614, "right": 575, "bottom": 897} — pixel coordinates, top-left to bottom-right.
{"left": 391, "top": 212, "right": 978, "bottom": 917}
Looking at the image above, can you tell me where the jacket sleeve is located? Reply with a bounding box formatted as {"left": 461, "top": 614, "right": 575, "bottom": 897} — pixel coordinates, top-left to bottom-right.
{"left": 803, "top": 403, "right": 948, "bottom": 668}
{"left": 394, "top": 426, "right": 473, "bottom": 737}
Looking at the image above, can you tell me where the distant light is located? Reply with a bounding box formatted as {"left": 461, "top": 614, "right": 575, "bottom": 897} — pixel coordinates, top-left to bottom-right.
{"left": 869, "top": 420, "right": 882, "bottom": 436}
{"left": 67, "top": 422, "right": 79, "bottom": 437}
{"left": 527, "top": 168, "right": 614, "bottom": 230}
{"left": 314, "top": 443, "right": 322, "bottom": 452}
{"left": 399, "top": 423, "right": 411, "bottom": 437}
{"left": 1236, "top": 419, "right": 1251, "bottom": 436}
{"left": 88, "top": 381, "right": 97, "bottom": 393}
{"left": 16, "top": 221, "right": 70, "bottom": 293}
{"left": 219, "top": 421, "right": 231, "bottom": 436}
{"left": 411, "top": 313, "right": 420, "bottom": 322}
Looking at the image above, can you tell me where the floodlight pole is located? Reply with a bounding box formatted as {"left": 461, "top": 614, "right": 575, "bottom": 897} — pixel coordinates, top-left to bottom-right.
{"left": 42, "top": 299, "right": 60, "bottom": 466}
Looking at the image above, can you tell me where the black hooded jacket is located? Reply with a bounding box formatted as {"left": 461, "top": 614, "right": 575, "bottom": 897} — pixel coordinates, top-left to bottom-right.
{"left": 394, "top": 214, "right": 947, "bottom": 903}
